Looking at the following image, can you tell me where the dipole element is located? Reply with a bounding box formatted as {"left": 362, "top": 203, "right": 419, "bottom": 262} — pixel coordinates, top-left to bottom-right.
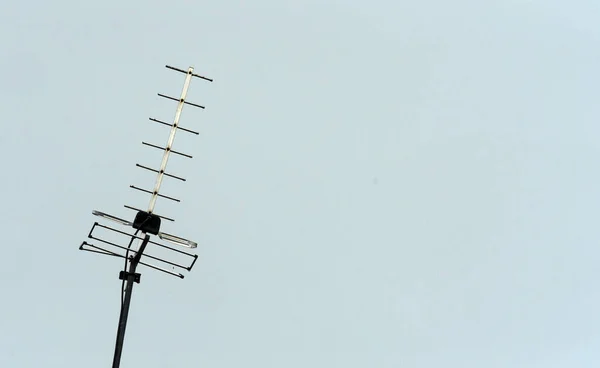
{"left": 148, "top": 67, "right": 195, "bottom": 214}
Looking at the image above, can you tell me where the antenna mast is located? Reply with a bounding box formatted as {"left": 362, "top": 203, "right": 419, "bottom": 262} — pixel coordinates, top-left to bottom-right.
{"left": 78, "top": 64, "right": 213, "bottom": 368}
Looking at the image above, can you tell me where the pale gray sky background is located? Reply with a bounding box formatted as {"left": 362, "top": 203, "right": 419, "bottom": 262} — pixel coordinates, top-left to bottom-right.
{"left": 1, "top": 0, "right": 600, "bottom": 367}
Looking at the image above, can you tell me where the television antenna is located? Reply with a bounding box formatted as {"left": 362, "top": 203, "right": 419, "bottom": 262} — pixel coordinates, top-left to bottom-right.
{"left": 78, "top": 65, "right": 213, "bottom": 368}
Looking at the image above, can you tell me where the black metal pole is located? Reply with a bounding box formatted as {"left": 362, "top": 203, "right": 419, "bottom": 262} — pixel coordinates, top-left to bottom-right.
{"left": 112, "top": 234, "right": 150, "bottom": 368}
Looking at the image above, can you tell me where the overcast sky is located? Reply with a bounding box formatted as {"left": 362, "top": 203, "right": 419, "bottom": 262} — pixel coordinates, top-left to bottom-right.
{"left": 2, "top": 1, "right": 600, "bottom": 367}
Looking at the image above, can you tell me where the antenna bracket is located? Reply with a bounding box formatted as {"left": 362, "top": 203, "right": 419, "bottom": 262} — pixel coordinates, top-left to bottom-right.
{"left": 119, "top": 271, "right": 141, "bottom": 284}
{"left": 132, "top": 211, "right": 162, "bottom": 235}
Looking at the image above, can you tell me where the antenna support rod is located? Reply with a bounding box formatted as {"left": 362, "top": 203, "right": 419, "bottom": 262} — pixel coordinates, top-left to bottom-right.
{"left": 147, "top": 67, "right": 195, "bottom": 213}
{"left": 112, "top": 234, "right": 150, "bottom": 368}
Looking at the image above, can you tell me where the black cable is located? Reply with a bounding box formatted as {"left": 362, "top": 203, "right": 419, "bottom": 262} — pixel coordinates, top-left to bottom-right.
{"left": 121, "top": 229, "right": 141, "bottom": 306}
{"left": 120, "top": 215, "right": 153, "bottom": 306}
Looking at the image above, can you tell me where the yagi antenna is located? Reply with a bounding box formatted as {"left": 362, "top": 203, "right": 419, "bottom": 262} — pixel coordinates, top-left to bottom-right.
{"left": 78, "top": 64, "right": 213, "bottom": 368}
